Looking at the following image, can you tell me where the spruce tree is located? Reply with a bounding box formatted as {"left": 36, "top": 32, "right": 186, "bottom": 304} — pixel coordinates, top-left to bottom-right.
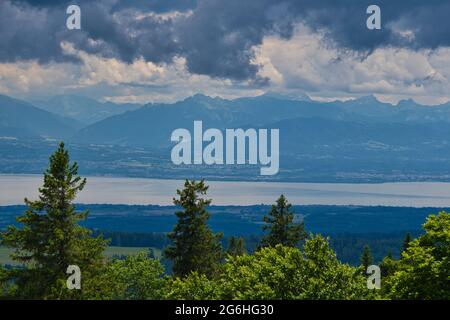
{"left": 1, "top": 142, "right": 107, "bottom": 298}
{"left": 386, "top": 250, "right": 393, "bottom": 259}
{"left": 379, "top": 250, "right": 398, "bottom": 278}
{"left": 360, "top": 245, "right": 373, "bottom": 270}
{"left": 402, "top": 232, "right": 412, "bottom": 253}
{"left": 165, "top": 180, "right": 223, "bottom": 278}
{"left": 260, "top": 194, "right": 306, "bottom": 248}
{"left": 226, "top": 236, "right": 247, "bottom": 256}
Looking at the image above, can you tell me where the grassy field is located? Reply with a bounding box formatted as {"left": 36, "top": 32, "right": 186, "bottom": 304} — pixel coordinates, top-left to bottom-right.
{"left": 0, "top": 246, "right": 161, "bottom": 266}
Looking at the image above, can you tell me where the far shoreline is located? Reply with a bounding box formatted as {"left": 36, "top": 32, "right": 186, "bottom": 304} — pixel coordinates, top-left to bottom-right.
{"left": 2, "top": 175, "right": 450, "bottom": 207}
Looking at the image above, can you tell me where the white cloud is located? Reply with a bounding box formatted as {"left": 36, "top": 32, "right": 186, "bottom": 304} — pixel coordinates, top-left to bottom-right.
{"left": 2, "top": 24, "right": 450, "bottom": 105}
{"left": 0, "top": 60, "right": 77, "bottom": 97}
{"left": 61, "top": 42, "right": 166, "bottom": 87}
{"left": 254, "top": 24, "right": 450, "bottom": 105}
{"left": 0, "top": 42, "right": 263, "bottom": 103}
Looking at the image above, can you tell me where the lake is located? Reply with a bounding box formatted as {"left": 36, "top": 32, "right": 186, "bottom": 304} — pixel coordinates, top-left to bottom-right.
{"left": 1, "top": 174, "right": 450, "bottom": 207}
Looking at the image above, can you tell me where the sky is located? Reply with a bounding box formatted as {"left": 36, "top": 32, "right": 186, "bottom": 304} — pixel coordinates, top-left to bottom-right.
{"left": 1, "top": 0, "right": 450, "bottom": 105}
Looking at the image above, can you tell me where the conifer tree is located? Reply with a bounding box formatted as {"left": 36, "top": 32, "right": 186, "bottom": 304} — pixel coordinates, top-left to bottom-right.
{"left": 379, "top": 250, "right": 398, "bottom": 278}
{"left": 260, "top": 195, "right": 306, "bottom": 248}
{"left": 226, "top": 236, "right": 247, "bottom": 256}
{"left": 386, "top": 250, "right": 393, "bottom": 259}
{"left": 0, "top": 265, "right": 8, "bottom": 297}
{"left": 165, "top": 180, "right": 223, "bottom": 278}
{"left": 1, "top": 142, "right": 107, "bottom": 298}
{"left": 360, "top": 245, "right": 373, "bottom": 270}
{"left": 402, "top": 233, "right": 412, "bottom": 253}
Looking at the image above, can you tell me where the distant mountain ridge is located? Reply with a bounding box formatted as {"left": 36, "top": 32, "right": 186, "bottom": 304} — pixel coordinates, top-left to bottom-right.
{"left": 72, "top": 93, "right": 324, "bottom": 147}
{"left": 33, "top": 95, "right": 142, "bottom": 125}
{"left": 4, "top": 91, "right": 450, "bottom": 153}
{"left": 71, "top": 93, "right": 450, "bottom": 148}
{"left": 3, "top": 92, "right": 450, "bottom": 181}
{"left": 0, "top": 94, "right": 78, "bottom": 139}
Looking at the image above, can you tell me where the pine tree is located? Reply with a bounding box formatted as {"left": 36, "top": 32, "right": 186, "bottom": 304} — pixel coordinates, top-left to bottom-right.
{"left": 164, "top": 180, "right": 223, "bottom": 278}
{"left": 227, "top": 236, "right": 247, "bottom": 257}
{"left": 379, "top": 250, "right": 398, "bottom": 278}
{"left": 360, "top": 245, "right": 373, "bottom": 270}
{"left": 386, "top": 250, "right": 393, "bottom": 259}
{"left": 260, "top": 195, "right": 306, "bottom": 248}
{"left": 402, "top": 232, "right": 412, "bottom": 253}
{"left": 0, "top": 142, "right": 107, "bottom": 298}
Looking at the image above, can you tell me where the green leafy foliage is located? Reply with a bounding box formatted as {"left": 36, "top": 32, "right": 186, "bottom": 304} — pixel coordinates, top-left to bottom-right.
{"left": 170, "top": 235, "right": 374, "bottom": 300}
{"left": 384, "top": 212, "right": 450, "bottom": 299}
{"left": 0, "top": 265, "right": 9, "bottom": 297}
{"left": 81, "top": 251, "right": 167, "bottom": 300}
{"left": 379, "top": 251, "right": 399, "bottom": 278}
{"left": 167, "top": 272, "right": 222, "bottom": 300}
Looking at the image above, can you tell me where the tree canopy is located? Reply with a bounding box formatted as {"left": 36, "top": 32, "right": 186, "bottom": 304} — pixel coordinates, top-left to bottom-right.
{"left": 383, "top": 212, "right": 450, "bottom": 299}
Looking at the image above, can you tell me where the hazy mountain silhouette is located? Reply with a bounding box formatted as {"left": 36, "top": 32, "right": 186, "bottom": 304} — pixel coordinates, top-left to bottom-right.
{"left": 0, "top": 94, "right": 79, "bottom": 139}
{"left": 3, "top": 92, "right": 450, "bottom": 181}
{"left": 33, "top": 95, "right": 142, "bottom": 125}
{"left": 71, "top": 93, "right": 450, "bottom": 150}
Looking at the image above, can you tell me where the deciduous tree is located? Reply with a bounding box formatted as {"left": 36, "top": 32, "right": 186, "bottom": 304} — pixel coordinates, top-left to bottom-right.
{"left": 384, "top": 212, "right": 450, "bottom": 299}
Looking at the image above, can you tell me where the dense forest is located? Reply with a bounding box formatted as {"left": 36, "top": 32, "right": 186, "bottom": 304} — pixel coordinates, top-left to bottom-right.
{"left": 1, "top": 203, "right": 431, "bottom": 265}
{"left": 0, "top": 143, "right": 449, "bottom": 299}
{"left": 88, "top": 230, "right": 411, "bottom": 266}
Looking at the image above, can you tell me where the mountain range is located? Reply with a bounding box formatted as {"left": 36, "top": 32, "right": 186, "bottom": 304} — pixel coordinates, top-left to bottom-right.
{"left": 71, "top": 93, "right": 450, "bottom": 150}
{"left": 0, "top": 94, "right": 78, "bottom": 139}
{"left": 3, "top": 92, "right": 450, "bottom": 147}
{"left": 2, "top": 92, "right": 450, "bottom": 181}
{"left": 33, "top": 95, "right": 142, "bottom": 125}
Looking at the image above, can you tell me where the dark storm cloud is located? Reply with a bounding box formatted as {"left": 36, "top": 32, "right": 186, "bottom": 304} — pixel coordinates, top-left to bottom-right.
{"left": 111, "top": 0, "right": 198, "bottom": 13}
{"left": 11, "top": 0, "right": 67, "bottom": 6}
{"left": 291, "top": 0, "right": 450, "bottom": 51}
{"left": 0, "top": 0, "right": 180, "bottom": 64}
{"left": 0, "top": 0, "right": 74, "bottom": 63}
{"left": 2, "top": 0, "right": 450, "bottom": 81}
{"left": 174, "top": 0, "right": 285, "bottom": 80}
{"left": 13, "top": 0, "right": 198, "bottom": 12}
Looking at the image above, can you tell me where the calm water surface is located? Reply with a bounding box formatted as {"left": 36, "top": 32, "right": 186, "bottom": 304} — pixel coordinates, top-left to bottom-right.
{"left": 1, "top": 174, "right": 450, "bottom": 207}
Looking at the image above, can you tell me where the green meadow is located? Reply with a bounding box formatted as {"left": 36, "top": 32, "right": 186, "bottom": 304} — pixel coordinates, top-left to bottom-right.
{"left": 0, "top": 246, "right": 160, "bottom": 266}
